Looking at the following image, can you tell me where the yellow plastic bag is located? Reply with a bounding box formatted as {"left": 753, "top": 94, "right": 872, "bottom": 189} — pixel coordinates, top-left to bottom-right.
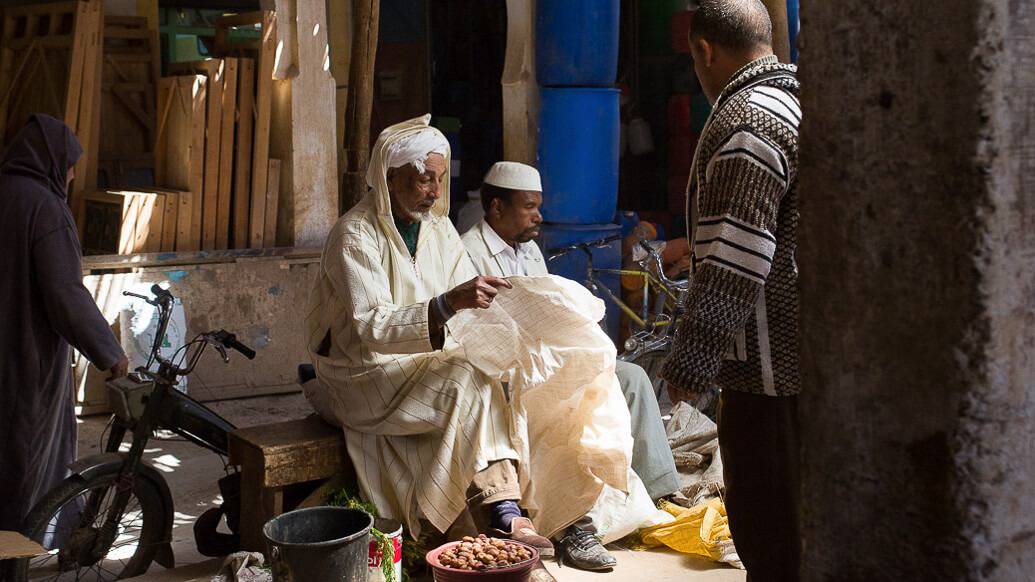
{"left": 637, "top": 498, "right": 742, "bottom": 568}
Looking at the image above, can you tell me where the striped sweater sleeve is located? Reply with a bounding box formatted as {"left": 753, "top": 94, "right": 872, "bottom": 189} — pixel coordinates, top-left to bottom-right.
{"left": 662, "top": 128, "right": 789, "bottom": 393}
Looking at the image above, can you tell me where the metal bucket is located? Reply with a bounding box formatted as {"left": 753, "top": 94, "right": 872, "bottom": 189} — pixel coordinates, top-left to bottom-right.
{"left": 264, "top": 507, "right": 373, "bottom": 582}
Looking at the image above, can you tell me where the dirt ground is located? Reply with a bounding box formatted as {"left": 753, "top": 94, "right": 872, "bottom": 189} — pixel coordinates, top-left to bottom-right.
{"left": 71, "top": 392, "right": 744, "bottom": 582}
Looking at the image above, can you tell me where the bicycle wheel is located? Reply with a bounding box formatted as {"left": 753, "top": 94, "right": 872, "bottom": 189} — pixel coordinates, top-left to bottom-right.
{"left": 13, "top": 471, "right": 165, "bottom": 582}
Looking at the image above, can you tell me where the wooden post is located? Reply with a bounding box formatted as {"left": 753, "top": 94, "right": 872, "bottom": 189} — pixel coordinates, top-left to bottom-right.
{"left": 327, "top": 0, "right": 352, "bottom": 211}
{"left": 502, "top": 0, "right": 538, "bottom": 165}
{"left": 290, "top": 0, "right": 339, "bottom": 247}
{"left": 761, "top": 0, "right": 791, "bottom": 64}
{"left": 342, "top": 0, "right": 379, "bottom": 210}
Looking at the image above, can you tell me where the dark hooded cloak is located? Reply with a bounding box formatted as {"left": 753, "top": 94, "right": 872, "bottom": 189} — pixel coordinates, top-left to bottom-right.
{"left": 0, "top": 114, "right": 124, "bottom": 530}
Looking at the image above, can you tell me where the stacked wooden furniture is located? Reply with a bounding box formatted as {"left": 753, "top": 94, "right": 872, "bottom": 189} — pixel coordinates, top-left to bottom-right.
{"left": 154, "top": 11, "right": 280, "bottom": 252}
{"left": 0, "top": 0, "right": 103, "bottom": 229}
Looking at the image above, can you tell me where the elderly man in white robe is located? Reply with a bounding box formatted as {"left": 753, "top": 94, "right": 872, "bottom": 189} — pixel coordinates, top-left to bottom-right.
{"left": 306, "top": 116, "right": 676, "bottom": 566}
{"left": 461, "top": 162, "right": 681, "bottom": 569}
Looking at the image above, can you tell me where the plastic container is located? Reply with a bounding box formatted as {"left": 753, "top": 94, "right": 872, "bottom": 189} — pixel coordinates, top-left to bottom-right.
{"left": 426, "top": 540, "right": 539, "bottom": 582}
{"left": 536, "top": 0, "right": 619, "bottom": 86}
{"left": 367, "top": 518, "right": 403, "bottom": 582}
{"left": 263, "top": 507, "right": 373, "bottom": 582}
{"left": 539, "top": 222, "right": 623, "bottom": 341}
{"left": 788, "top": 0, "right": 800, "bottom": 63}
{"left": 538, "top": 88, "right": 619, "bottom": 224}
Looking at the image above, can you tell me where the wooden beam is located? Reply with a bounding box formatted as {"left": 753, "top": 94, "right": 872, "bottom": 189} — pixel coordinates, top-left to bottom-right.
{"left": 233, "top": 58, "right": 255, "bottom": 249}
{"left": 216, "top": 57, "right": 238, "bottom": 250}
{"left": 290, "top": 0, "right": 339, "bottom": 246}
{"left": 249, "top": 11, "right": 275, "bottom": 249}
{"left": 263, "top": 158, "right": 280, "bottom": 247}
{"left": 343, "top": 0, "right": 380, "bottom": 210}
{"left": 761, "top": 0, "right": 791, "bottom": 63}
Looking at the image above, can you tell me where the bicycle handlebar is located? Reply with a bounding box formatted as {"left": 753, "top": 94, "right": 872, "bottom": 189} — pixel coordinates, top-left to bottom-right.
{"left": 637, "top": 239, "right": 690, "bottom": 291}
{"left": 545, "top": 234, "right": 622, "bottom": 261}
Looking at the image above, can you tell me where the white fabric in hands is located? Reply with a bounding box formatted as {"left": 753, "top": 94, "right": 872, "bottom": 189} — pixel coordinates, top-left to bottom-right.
{"left": 449, "top": 275, "right": 668, "bottom": 539}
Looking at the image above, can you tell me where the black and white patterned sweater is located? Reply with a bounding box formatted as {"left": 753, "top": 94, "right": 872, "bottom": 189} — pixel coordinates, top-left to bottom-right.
{"left": 662, "top": 55, "right": 801, "bottom": 397}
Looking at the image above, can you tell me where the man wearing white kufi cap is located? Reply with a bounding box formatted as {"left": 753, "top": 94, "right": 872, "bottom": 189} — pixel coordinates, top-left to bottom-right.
{"left": 304, "top": 116, "right": 654, "bottom": 555}
{"left": 462, "top": 161, "right": 681, "bottom": 570}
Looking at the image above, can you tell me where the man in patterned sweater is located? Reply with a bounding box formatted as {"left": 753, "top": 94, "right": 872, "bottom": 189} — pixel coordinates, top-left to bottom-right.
{"left": 662, "top": 1, "right": 801, "bottom": 580}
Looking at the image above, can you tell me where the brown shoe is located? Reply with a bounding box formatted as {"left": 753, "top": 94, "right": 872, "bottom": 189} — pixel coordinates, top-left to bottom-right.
{"left": 491, "top": 516, "right": 555, "bottom": 558}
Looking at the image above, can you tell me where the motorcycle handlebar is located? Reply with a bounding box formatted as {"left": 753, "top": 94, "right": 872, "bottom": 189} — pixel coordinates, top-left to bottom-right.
{"left": 214, "top": 330, "right": 256, "bottom": 360}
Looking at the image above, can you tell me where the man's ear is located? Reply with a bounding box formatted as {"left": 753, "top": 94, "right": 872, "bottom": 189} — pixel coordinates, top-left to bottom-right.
{"left": 488, "top": 197, "right": 502, "bottom": 217}
{"left": 691, "top": 37, "right": 714, "bottom": 67}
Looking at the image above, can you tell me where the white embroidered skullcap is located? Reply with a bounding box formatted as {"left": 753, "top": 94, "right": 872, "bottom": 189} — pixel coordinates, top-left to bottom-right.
{"left": 385, "top": 128, "right": 450, "bottom": 174}
{"left": 483, "top": 162, "right": 542, "bottom": 192}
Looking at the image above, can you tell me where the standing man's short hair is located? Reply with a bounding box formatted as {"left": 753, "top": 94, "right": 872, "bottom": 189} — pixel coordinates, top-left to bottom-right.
{"left": 690, "top": 0, "right": 773, "bottom": 51}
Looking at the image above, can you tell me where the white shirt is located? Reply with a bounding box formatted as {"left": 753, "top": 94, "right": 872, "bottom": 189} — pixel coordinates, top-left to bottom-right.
{"left": 461, "top": 219, "right": 548, "bottom": 277}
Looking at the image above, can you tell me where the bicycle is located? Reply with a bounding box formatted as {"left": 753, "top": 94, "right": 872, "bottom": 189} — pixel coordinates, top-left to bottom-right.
{"left": 546, "top": 237, "right": 717, "bottom": 417}
{"left": 13, "top": 285, "right": 255, "bottom": 582}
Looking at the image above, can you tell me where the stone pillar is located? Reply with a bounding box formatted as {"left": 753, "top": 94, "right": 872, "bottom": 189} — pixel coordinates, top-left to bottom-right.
{"left": 798, "top": 1, "right": 1035, "bottom": 580}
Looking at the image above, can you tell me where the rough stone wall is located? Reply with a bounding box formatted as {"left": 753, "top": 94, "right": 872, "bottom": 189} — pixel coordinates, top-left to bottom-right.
{"left": 798, "top": 1, "right": 1035, "bottom": 579}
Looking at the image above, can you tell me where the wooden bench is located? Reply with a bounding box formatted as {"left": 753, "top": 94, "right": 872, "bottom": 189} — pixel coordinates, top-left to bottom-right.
{"left": 228, "top": 415, "right": 355, "bottom": 551}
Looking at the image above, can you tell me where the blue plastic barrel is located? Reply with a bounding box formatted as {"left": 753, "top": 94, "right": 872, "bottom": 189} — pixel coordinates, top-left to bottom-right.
{"left": 537, "top": 0, "right": 620, "bottom": 87}
{"left": 538, "top": 88, "right": 620, "bottom": 224}
{"left": 787, "top": 0, "right": 800, "bottom": 63}
{"left": 539, "top": 222, "right": 622, "bottom": 342}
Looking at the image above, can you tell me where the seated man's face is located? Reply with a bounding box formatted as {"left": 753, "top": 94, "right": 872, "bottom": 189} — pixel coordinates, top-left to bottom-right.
{"left": 388, "top": 153, "right": 447, "bottom": 223}
{"left": 490, "top": 190, "right": 543, "bottom": 244}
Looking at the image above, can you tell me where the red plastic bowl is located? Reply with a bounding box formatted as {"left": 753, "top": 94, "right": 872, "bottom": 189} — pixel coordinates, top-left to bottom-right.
{"left": 426, "top": 540, "right": 539, "bottom": 582}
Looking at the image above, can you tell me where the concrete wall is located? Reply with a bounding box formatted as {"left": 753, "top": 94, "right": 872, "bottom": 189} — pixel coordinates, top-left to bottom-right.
{"left": 798, "top": 1, "right": 1035, "bottom": 579}
{"left": 75, "top": 251, "right": 320, "bottom": 415}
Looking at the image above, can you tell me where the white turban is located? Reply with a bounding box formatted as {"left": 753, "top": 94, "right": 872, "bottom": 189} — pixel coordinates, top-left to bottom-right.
{"left": 384, "top": 128, "right": 450, "bottom": 174}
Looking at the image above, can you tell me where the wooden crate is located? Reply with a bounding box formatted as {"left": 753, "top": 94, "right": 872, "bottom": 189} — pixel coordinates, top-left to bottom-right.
{"left": 155, "top": 75, "right": 205, "bottom": 251}
{"left": 0, "top": 0, "right": 103, "bottom": 229}
{"left": 82, "top": 189, "right": 189, "bottom": 254}
{"left": 98, "top": 15, "right": 160, "bottom": 188}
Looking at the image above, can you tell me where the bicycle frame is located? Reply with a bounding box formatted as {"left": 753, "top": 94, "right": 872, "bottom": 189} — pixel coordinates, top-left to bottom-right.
{"left": 547, "top": 236, "right": 687, "bottom": 333}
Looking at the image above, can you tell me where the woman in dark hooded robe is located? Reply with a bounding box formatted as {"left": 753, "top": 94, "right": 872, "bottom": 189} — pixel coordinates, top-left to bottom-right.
{"left": 0, "top": 114, "right": 128, "bottom": 532}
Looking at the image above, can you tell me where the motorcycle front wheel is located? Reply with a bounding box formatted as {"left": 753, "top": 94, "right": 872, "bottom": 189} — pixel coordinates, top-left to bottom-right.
{"left": 13, "top": 471, "right": 165, "bottom": 581}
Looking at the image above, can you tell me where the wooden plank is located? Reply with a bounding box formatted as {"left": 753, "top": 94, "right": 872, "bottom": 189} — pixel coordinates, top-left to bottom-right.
{"left": 0, "top": 531, "right": 46, "bottom": 560}
{"left": 233, "top": 58, "right": 255, "bottom": 249}
{"left": 71, "top": 0, "right": 103, "bottom": 232}
{"left": 161, "top": 190, "right": 179, "bottom": 251}
{"left": 249, "top": 12, "right": 275, "bottom": 249}
{"left": 117, "top": 193, "right": 139, "bottom": 254}
{"left": 144, "top": 193, "right": 164, "bottom": 252}
{"left": 216, "top": 58, "right": 238, "bottom": 250}
{"left": 215, "top": 11, "right": 264, "bottom": 29}
{"left": 118, "top": 191, "right": 161, "bottom": 254}
{"left": 202, "top": 60, "right": 223, "bottom": 251}
{"left": 176, "top": 190, "right": 194, "bottom": 251}
{"left": 156, "top": 75, "right": 207, "bottom": 251}
{"left": 153, "top": 77, "right": 173, "bottom": 185}
{"left": 263, "top": 158, "right": 281, "bottom": 248}
{"left": 61, "top": 0, "right": 90, "bottom": 131}
{"left": 81, "top": 246, "right": 320, "bottom": 272}
{"left": 188, "top": 80, "right": 206, "bottom": 251}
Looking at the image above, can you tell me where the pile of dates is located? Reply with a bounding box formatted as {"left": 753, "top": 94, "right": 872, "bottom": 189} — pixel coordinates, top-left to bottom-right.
{"left": 437, "top": 534, "right": 534, "bottom": 570}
